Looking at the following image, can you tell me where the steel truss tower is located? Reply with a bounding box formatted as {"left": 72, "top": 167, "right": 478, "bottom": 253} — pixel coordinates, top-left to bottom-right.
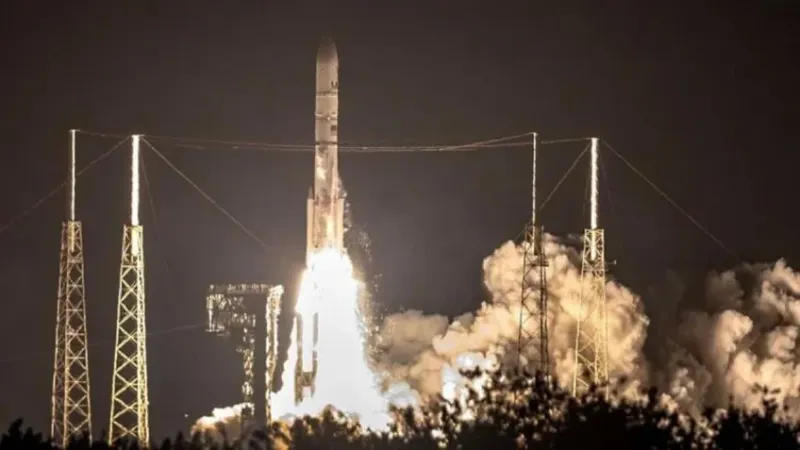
{"left": 206, "top": 284, "right": 283, "bottom": 425}
{"left": 51, "top": 130, "right": 93, "bottom": 447}
{"left": 572, "top": 137, "right": 610, "bottom": 395}
{"left": 516, "top": 132, "right": 550, "bottom": 377}
{"left": 109, "top": 135, "right": 150, "bottom": 445}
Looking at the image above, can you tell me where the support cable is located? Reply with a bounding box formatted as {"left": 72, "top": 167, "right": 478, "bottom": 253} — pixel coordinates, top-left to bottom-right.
{"left": 0, "top": 137, "right": 129, "bottom": 237}
{"left": 140, "top": 152, "right": 173, "bottom": 280}
{"left": 598, "top": 151, "right": 627, "bottom": 262}
{"left": 141, "top": 138, "right": 273, "bottom": 252}
{"left": 601, "top": 140, "right": 742, "bottom": 263}
{"left": 539, "top": 143, "right": 591, "bottom": 213}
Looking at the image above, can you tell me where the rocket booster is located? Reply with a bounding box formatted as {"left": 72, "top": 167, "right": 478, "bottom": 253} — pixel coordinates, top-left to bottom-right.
{"left": 295, "top": 37, "right": 343, "bottom": 403}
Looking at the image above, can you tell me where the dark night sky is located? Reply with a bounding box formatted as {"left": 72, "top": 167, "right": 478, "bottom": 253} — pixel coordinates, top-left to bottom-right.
{"left": 1, "top": 1, "right": 798, "bottom": 440}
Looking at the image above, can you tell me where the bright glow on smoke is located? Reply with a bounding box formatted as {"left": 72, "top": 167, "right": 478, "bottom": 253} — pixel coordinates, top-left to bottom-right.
{"left": 271, "top": 247, "right": 391, "bottom": 430}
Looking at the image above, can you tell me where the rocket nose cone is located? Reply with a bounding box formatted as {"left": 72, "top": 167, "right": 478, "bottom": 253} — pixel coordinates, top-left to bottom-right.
{"left": 317, "top": 37, "right": 337, "bottom": 61}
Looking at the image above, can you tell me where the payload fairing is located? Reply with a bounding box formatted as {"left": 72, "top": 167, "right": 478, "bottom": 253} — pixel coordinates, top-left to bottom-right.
{"left": 294, "top": 37, "right": 344, "bottom": 403}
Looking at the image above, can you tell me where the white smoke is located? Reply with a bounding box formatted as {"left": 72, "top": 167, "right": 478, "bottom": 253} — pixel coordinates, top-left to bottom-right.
{"left": 376, "top": 234, "right": 649, "bottom": 402}
{"left": 191, "top": 403, "right": 248, "bottom": 442}
{"left": 662, "top": 259, "right": 800, "bottom": 418}
{"left": 376, "top": 234, "right": 800, "bottom": 420}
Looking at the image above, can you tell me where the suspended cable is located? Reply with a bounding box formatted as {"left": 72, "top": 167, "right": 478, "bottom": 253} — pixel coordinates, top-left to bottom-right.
{"left": 601, "top": 139, "right": 742, "bottom": 263}
{"left": 540, "top": 137, "right": 592, "bottom": 145}
{"left": 80, "top": 129, "right": 534, "bottom": 152}
{"left": 141, "top": 138, "right": 274, "bottom": 253}
{"left": 0, "top": 137, "right": 129, "bottom": 238}
{"left": 157, "top": 140, "right": 535, "bottom": 154}
{"left": 79, "top": 129, "right": 585, "bottom": 153}
{"left": 153, "top": 130, "right": 536, "bottom": 152}
{"left": 539, "top": 143, "right": 591, "bottom": 213}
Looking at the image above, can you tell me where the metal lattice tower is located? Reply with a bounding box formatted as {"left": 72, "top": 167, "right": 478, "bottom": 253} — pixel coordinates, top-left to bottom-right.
{"left": 516, "top": 132, "right": 550, "bottom": 377}
{"left": 206, "top": 284, "right": 283, "bottom": 425}
{"left": 572, "top": 137, "right": 610, "bottom": 396}
{"left": 109, "top": 135, "right": 149, "bottom": 445}
{"left": 51, "top": 130, "right": 93, "bottom": 447}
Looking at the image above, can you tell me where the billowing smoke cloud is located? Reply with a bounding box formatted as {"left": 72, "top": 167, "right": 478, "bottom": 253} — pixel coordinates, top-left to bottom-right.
{"left": 375, "top": 234, "right": 650, "bottom": 401}
{"left": 659, "top": 259, "right": 800, "bottom": 418}
{"left": 376, "top": 234, "right": 800, "bottom": 419}
{"left": 191, "top": 403, "right": 247, "bottom": 442}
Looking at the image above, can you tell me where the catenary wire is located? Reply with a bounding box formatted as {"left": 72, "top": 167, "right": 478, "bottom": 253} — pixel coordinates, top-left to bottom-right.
{"left": 601, "top": 139, "right": 742, "bottom": 263}
{"left": 142, "top": 138, "right": 274, "bottom": 252}
{"left": 80, "top": 130, "right": 533, "bottom": 152}
{"left": 78, "top": 129, "right": 587, "bottom": 153}
{"left": 0, "top": 136, "right": 130, "bottom": 238}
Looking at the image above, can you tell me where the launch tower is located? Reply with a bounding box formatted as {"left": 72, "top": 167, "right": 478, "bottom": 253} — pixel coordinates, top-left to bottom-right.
{"left": 295, "top": 37, "right": 343, "bottom": 403}
{"left": 109, "top": 135, "right": 150, "bottom": 445}
{"left": 572, "top": 137, "right": 610, "bottom": 395}
{"left": 516, "top": 132, "right": 550, "bottom": 377}
{"left": 51, "top": 129, "right": 93, "bottom": 447}
{"left": 206, "top": 284, "right": 283, "bottom": 425}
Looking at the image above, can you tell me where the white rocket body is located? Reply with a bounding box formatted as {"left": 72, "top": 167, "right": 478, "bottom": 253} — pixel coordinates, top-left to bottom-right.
{"left": 295, "top": 37, "right": 343, "bottom": 403}
{"left": 306, "top": 37, "right": 344, "bottom": 261}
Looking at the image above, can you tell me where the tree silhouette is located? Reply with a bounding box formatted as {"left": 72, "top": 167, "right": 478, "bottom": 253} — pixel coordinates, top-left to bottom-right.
{"left": 5, "top": 371, "right": 799, "bottom": 449}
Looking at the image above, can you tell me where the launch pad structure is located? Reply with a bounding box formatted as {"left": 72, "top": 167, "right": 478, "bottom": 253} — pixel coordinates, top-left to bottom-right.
{"left": 516, "top": 132, "right": 550, "bottom": 378}
{"left": 40, "top": 37, "right": 624, "bottom": 449}
{"left": 206, "top": 284, "right": 283, "bottom": 426}
{"left": 51, "top": 130, "right": 93, "bottom": 447}
{"left": 572, "top": 137, "right": 610, "bottom": 396}
{"left": 109, "top": 135, "right": 150, "bottom": 445}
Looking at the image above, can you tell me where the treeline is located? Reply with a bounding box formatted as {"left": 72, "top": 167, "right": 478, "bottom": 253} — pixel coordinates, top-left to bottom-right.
{"left": 3, "top": 371, "right": 799, "bottom": 449}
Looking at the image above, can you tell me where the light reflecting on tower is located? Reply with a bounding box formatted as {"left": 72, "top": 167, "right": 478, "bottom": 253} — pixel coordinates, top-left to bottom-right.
{"left": 51, "top": 129, "right": 92, "bottom": 447}
{"left": 109, "top": 135, "right": 149, "bottom": 445}
{"left": 572, "top": 137, "right": 610, "bottom": 396}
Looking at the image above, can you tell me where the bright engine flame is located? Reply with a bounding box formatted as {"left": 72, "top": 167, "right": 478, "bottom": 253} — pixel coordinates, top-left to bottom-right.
{"left": 272, "top": 247, "right": 391, "bottom": 430}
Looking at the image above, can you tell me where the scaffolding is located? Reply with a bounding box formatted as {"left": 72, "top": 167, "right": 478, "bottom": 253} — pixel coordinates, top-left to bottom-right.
{"left": 206, "top": 284, "right": 283, "bottom": 426}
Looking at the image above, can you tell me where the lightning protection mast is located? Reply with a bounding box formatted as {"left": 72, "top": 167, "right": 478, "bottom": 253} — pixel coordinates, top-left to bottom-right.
{"left": 572, "top": 137, "right": 610, "bottom": 396}
{"left": 109, "top": 135, "right": 150, "bottom": 445}
{"left": 51, "top": 129, "right": 93, "bottom": 447}
{"left": 516, "top": 132, "right": 550, "bottom": 378}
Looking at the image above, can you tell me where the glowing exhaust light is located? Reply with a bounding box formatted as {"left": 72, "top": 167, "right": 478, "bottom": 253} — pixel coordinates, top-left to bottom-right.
{"left": 272, "top": 247, "right": 391, "bottom": 431}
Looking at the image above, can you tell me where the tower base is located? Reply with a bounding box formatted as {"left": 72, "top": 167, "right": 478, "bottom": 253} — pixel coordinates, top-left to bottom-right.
{"left": 51, "top": 220, "right": 92, "bottom": 447}
{"left": 109, "top": 224, "right": 149, "bottom": 445}
{"left": 572, "top": 228, "right": 609, "bottom": 395}
{"left": 516, "top": 222, "right": 550, "bottom": 377}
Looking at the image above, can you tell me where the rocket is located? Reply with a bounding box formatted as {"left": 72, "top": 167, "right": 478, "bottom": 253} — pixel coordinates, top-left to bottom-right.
{"left": 294, "top": 37, "right": 344, "bottom": 403}
{"left": 306, "top": 36, "right": 345, "bottom": 258}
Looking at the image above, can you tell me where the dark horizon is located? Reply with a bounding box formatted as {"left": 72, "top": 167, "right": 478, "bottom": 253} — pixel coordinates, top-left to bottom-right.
{"left": 1, "top": 1, "right": 798, "bottom": 440}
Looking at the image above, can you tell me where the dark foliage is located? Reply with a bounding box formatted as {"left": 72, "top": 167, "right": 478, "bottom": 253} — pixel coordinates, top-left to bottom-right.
{"left": 4, "top": 371, "right": 798, "bottom": 449}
